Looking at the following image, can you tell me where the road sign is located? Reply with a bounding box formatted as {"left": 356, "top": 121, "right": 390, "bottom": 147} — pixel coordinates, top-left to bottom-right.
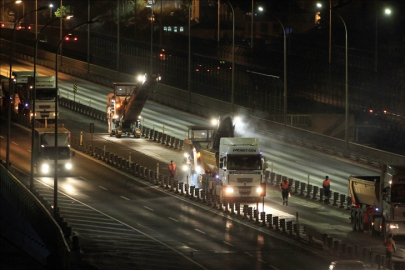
{"left": 73, "top": 84, "right": 77, "bottom": 92}
{"left": 148, "top": 0, "right": 155, "bottom": 5}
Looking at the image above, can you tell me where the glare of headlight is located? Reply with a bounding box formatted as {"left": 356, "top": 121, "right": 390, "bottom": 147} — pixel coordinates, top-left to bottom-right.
{"left": 182, "top": 164, "right": 188, "bottom": 171}
{"left": 184, "top": 153, "right": 189, "bottom": 158}
{"left": 42, "top": 164, "right": 50, "bottom": 173}
{"left": 226, "top": 187, "right": 234, "bottom": 193}
{"left": 138, "top": 115, "right": 142, "bottom": 119}
{"left": 114, "top": 115, "right": 118, "bottom": 119}
{"left": 390, "top": 224, "right": 399, "bottom": 229}
{"left": 195, "top": 165, "right": 202, "bottom": 174}
{"left": 211, "top": 118, "right": 218, "bottom": 126}
{"left": 65, "top": 163, "right": 72, "bottom": 170}
{"left": 137, "top": 74, "right": 146, "bottom": 83}
{"left": 234, "top": 116, "right": 241, "bottom": 124}
{"left": 256, "top": 187, "right": 263, "bottom": 194}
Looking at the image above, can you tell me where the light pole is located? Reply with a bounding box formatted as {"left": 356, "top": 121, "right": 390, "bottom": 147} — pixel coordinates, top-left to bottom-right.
{"left": 30, "top": 15, "right": 68, "bottom": 190}
{"left": 250, "top": 0, "right": 253, "bottom": 48}
{"left": 258, "top": 7, "right": 287, "bottom": 133}
{"left": 150, "top": 4, "right": 154, "bottom": 75}
{"left": 7, "top": 5, "right": 48, "bottom": 170}
{"left": 188, "top": 0, "right": 191, "bottom": 105}
{"left": 226, "top": 0, "right": 234, "bottom": 114}
{"left": 375, "top": 3, "right": 391, "bottom": 72}
{"left": 15, "top": 0, "right": 24, "bottom": 20}
{"left": 53, "top": 19, "right": 97, "bottom": 216}
{"left": 316, "top": 1, "right": 332, "bottom": 64}
{"left": 49, "top": 3, "right": 53, "bottom": 18}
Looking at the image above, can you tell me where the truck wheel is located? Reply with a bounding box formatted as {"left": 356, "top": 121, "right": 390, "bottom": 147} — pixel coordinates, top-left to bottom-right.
{"left": 369, "top": 218, "right": 377, "bottom": 236}
{"left": 351, "top": 212, "right": 357, "bottom": 231}
{"left": 356, "top": 214, "right": 364, "bottom": 232}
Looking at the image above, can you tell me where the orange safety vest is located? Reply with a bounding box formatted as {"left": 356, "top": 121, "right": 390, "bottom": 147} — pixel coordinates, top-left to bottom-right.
{"left": 281, "top": 181, "right": 290, "bottom": 189}
{"left": 169, "top": 164, "right": 176, "bottom": 175}
{"left": 386, "top": 239, "right": 395, "bottom": 252}
{"left": 323, "top": 179, "right": 330, "bottom": 187}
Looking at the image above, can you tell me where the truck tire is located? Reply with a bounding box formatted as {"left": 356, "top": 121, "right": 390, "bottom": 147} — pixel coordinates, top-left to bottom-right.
{"left": 356, "top": 213, "right": 364, "bottom": 232}
{"left": 351, "top": 212, "right": 357, "bottom": 231}
{"left": 115, "top": 133, "right": 121, "bottom": 138}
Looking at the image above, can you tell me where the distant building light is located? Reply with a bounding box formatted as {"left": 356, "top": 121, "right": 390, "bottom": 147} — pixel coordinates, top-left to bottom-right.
{"left": 286, "top": 28, "right": 292, "bottom": 34}
{"left": 174, "top": 26, "right": 178, "bottom": 32}
{"left": 180, "top": 26, "right": 184, "bottom": 32}
{"left": 168, "top": 26, "right": 172, "bottom": 32}
{"left": 164, "top": 26, "right": 167, "bottom": 31}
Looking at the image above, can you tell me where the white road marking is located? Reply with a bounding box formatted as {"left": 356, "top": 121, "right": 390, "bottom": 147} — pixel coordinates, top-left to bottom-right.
{"left": 258, "top": 259, "right": 266, "bottom": 263}
{"left": 168, "top": 217, "right": 179, "bottom": 222}
{"left": 98, "top": 186, "right": 107, "bottom": 190}
{"left": 244, "top": 252, "right": 253, "bottom": 257}
{"left": 12, "top": 142, "right": 19, "bottom": 145}
{"left": 79, "top": 176, "right": 88, "bottom": 181}
{"left": 120, "top": 196, "right": 130, "bottom": 200}
{"left": 295, "top": 160, "right": 305, "bottom": 165}
{"left": 222, "top": 241, "right": 234, "bottom": 247}
{"left": 143, "top": 206, "right": 154, "bottom": 211}
{"left": 194, "top": 229, "right": 206, "bottom": 234}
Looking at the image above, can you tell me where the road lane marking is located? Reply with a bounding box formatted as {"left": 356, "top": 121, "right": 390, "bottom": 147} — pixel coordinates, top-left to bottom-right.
{"left": 168, "top": 217, "right": 179, "bottom": 222}
{"left": 244, "top": 252, "right": 253, "bottom": 257}
{"left": 222, "top": 241, "right": 234, "bottom": 247}
{"left": 258, "top": 259, "right": 266, "bottom": 263}
{"left": 98, "top": 186, "right": 107, "bottom": 190}
{"left": 295, "top": 160, "right": 305, "bottom": 165}
{"left": 120, "top": 196, "right": 130, "bottom": 200}
{"left": 195, "top": 229, "right": 206, "bottom": 234}
{"left": 12, "top": 142, "right": 19, "bottom": 145}
{"left": 79, "top": 176, "right": 88, "bottom": 181}
{"left": 143, "top": 206, "right": 154, "bottom": 211}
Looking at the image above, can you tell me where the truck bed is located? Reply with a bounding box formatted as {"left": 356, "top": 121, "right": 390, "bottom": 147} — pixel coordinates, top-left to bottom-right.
{"left": 349, "top": 176, "right": 380, "bottom": 208}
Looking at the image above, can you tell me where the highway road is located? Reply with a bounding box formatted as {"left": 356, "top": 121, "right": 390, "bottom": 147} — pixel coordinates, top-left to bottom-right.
{"left": 0, "top": 55, "right": 379, "bottom": 198}
{"left": 0, "top": 118, "right": 333, "bottom": 270}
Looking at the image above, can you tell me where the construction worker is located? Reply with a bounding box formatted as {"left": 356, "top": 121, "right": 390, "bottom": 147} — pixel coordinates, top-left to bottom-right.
{"left": 323, "top": 176, "right": 330, "bottom": 203}
{"left": 385, "top": 233, "right": 397, "bottom": 268}
{"left": 168, "top": 160, "right": 177, "bottom": 180}
{"left": 280, "top": 178, "right": 290, "bottom": 206}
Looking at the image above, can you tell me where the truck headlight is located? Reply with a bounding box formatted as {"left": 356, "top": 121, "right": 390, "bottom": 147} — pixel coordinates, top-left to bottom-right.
{"left": 182, "top": 164, "right": 188, "bottom": 171}
{"left": 65, "top": 163, "right": 72, "bottom": 170}
{"left": 195, "top": 166, "right": 202, "bottom": 174}
{"left": 226, "top": 187, "right": 234, "bottom": 193}
{"left": 256, "top": 187, "right": 263, "bottom": 194}
{"left": 42, "top": 164, "right": 50, "bottom": 173}
{"left": 390, "top": 224, "right": 399, "bottom": 229}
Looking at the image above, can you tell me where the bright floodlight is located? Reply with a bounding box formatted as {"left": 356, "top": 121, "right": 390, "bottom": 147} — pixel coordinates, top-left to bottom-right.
{"left": 16, "top": 0, "right": 22, "bottom": 4}
{"left": 385, "top": 8, "right": 391, "bottom": 15}
{"left": 234, "top": 115, "right": 241, "bottom": 124}
{"left": 258, "top": 6, "right": 263, "bottom": 12}
{"left": 137, "top": 74, "right": 146, "bottom": 83}
{"left": 316, "top": 3, "right": 322, "bottom": 8}
{"left": 211, "top": 118, "right": 218, "bottom": 126}
{"left": 50, "top": 4, "right": 53, "bottom": 8}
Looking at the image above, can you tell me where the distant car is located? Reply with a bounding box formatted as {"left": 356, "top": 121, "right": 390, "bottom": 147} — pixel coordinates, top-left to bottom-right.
{"left": 16, "top": 23, "right": 32, "bottom": 31}
{"left": 1, "top": 21, "right": 15, "bottom": 29}
{"left": 329, "top": 260, "right": 372, "bottom": 270}
{"left": 64, "top": 33, "right": 78, "bottom": 41}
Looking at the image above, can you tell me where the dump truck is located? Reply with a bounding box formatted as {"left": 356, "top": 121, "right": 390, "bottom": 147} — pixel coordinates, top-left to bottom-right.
{"left": 106, "top": 75, "right": 156, "bottom": 138}
{"left": 34, "top": 127, "right": 73, "bottom": 176}
{"left": 349, "top": 164, "right": 405, "bottom": 237}
{"left": 11, "top": 71, "right": 38, "bottom": 115}
{"left": 27, "top": 76, "right": 57, "bottom": 122}
{"left": 184, "top": 116, "right": 266, "bottom": 202}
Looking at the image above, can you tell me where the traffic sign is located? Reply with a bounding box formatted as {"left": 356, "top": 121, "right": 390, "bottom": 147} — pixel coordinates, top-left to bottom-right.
{"left": 73, "top": 84, "right": 77, "bottom": 92}
{"left": 148, "top": 0, "right": 155, "bottom": 5}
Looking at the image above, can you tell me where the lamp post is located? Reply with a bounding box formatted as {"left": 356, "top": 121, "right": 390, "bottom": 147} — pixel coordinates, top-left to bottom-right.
{"left": 30, "top": 15, "right": 68, "bottom": 190}
{"left": 226, "top": 0, "right": 234, "bottom": 114}
{"left": 49, "top": 3, "right": 53, "bottom": 18}
{"left": 148, "top": 3, "right": 154, "bottom": 75}
{"left": 316, "top": 1, "right": 332, "bottom": 64}
{"left": 375, "top": 3, "right": 391, "bottom": 72}
{"left": 15, "top": 0, "right": 24, "bottom": 20}
{"left": 258, "top": 7, "right": 287, "bottom": 133}
{"left": 53, "top": 19, "right": 97, "bottom": 216}
{"left": 7, "top": 5, "right": 48, "bottom": 170}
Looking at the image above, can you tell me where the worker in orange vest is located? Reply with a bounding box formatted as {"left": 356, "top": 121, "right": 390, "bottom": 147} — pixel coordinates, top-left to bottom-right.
{"left": 385, "top": 233, "right": 397, "bottom": 268}
{"left": 323, "top": 176, "right": 330, "bottom": 203}
{"left": 168, "top": 160, "right": 177, "bottom": 180}
{"left": 280, "top": 178, "right": 290, "bottom": 206}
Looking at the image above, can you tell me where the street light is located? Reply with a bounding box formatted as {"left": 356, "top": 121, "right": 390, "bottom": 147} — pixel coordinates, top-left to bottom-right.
{"left": 53, "top": 19, "right": 98, "bottom": 216}
{"left": 30, "top": 15, "right": 70, "bottom": 190}
{"left": 147, "top": 3, "right": 154, "bottom": 75}
{"left": 250, "top": 0, "right": 254, "bottom": 49}
{"left": 15, "top": 0, "right": 24, "bottom": 19}
{"left": 375, "top": 3, "right": 391, "bottom": 72}
{"left": 6, "top": 5, "right": 48, "bottom": 170}
{"left": 188, "top": 0, "right": 191, "bottom": 105}
{"left": 258, "top": 7, "right": 287, "bottom": 133}
{"left": 226, "top": 0, "right": 235, "bottom": 114}
{"left": 318, "top": 5, "right": 349, "bottom": 149}
{"left": 316, "top": 1, "right": 332, "bottom": 64}
{"left": 49, "top": 3, "right": 53, "bottom": 18}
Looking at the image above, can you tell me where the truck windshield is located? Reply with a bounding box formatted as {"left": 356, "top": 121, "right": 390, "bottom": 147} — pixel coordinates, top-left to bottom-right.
{"left": 42, "top": 147, "right": 70, "bottom": 160}
{"left": 391, "top": 184, "right": 405, "bottom": 203}
{"left": 36, "top": 89, "right": 56, "bottom": 100}
{"left": 227, "top": 155, "right": 261, "bottom": 170}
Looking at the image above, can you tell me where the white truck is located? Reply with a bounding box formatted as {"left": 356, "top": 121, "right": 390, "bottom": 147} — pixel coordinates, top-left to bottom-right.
{"left": 184, "top": 117, "right": 266, "bottom": 202}
{"left": 106, "top": 75, "right": 156, "bottom": 138}
{"left": 349, "top": 164, "right": 405, "bottom": 237}
{"left": 28, "top": 76, "right": 57, "bottom": 122}
{"left": 34, "top": 127, "right": 73, "bottom": 176}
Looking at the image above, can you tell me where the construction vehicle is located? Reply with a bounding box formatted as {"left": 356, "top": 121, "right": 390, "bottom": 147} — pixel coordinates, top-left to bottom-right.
{"left": 27, "top": 76, "right": 57, "bottom": 122}
{"left": 34, "top": 127, "right": 73, "bottom": 176}
{"left": 349, "top": 164, "right": 405, "bottom": 237}
{"left": 11, "top": 71, "right": 38, "bottom": 116}
{"left": 106, "top": 75, "right": 156, "bottom": 138}
{"left": 184, "top": 116, "right": 266, "bottom": 202}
